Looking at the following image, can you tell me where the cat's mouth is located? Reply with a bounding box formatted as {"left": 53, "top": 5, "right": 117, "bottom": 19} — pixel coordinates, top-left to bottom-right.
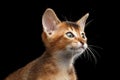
{"left": 66, "top": 43, "right": 88, "bottom": 54}
{"left": 70, "top": 46, "right": 85, "bottom": 50}
{"left": 70, "top": 46, "right": 85, "bottom": 53}
{"left": 67, "top": 43, "right": 87, "bottom": 54}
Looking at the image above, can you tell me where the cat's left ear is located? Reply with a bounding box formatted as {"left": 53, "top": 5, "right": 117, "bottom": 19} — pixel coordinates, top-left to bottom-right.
{"left": 77, "top": 13, "right": 89, "bottom": 31}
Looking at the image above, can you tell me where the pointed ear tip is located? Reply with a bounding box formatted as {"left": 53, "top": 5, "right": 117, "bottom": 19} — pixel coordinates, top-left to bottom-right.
{"left": 43, "top": 8, "right": 54, "bottom": 17}
{"left": 86, "top": 13, "right": 89, "bottom": 16}
{"left": 45, "top": 8, "right": 54, "bottom": 12}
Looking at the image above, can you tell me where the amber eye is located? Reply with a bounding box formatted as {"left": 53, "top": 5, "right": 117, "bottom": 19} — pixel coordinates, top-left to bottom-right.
{"left": 81, "top": 32, "right": 85, "bottom": 39}
{"left": 66, "top": 32, "right": 75, "bottom": 38}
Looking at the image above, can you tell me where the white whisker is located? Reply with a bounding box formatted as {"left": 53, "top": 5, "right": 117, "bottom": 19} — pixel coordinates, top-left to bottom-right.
{"left": 84, "top": 49, "right": 92, "bottom": 62}
{"left": 88, "top": 46, "right": 101, "bottom": 59}
{"left": 89, "top": 45, "right": 103, "bottom": 50}
{"left": 87, "top": 47, "right": 97, "bottom": 64}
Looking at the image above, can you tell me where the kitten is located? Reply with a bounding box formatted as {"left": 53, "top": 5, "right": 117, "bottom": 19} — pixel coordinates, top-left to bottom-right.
{"left": 4, "top": 8, "right": 89, "bottom": 80}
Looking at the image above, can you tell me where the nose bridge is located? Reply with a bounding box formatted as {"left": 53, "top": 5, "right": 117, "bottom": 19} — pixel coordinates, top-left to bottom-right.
{"left": 73, "top": 28, "right": 86, "bottom": 45}
{"left": 75, "top": 30, "right": 84, "bottom": 44}
{"left": 77, "top": 37, "right": 85, "bottom": 45}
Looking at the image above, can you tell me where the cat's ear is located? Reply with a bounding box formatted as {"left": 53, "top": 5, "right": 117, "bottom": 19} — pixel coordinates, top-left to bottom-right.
{"left": 42, "top": 8, "right": 61, "bottom": 36}
{"left": 77, "top": 13, "right": 89, "bottom": 31}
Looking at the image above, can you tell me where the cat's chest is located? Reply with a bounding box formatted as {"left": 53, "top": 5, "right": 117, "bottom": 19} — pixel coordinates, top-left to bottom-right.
{"left": 37, "top": 71, "right": 70, "bottom": 80}
{"left": 55, "top": 71, "right": 70, "bottom": 80}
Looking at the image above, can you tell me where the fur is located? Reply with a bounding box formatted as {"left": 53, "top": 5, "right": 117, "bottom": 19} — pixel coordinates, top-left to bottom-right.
{"left": 4, "top": 8, "right": 89, "bottom": 80}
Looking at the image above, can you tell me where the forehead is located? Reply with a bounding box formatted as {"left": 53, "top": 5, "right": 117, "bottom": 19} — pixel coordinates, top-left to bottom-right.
{"left": 65, "top": 21, "right": 79, "bottom": 28}
{"left": 57, "top": 21, "right": 82, "bottom": 36}
{"left": 59, "top": 21, "right": 81, "bottom": 31}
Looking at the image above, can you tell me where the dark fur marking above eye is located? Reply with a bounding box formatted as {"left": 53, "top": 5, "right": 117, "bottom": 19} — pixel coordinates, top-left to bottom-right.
{"left": 65, "top": 21, "right": 79, "bottom": 28}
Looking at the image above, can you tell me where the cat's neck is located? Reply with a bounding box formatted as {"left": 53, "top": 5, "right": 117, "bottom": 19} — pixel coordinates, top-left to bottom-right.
{"left": 56, "top": 51, "right": 74, "bottom": 70}
{"left": 43, "top": 49, "right": 74, "bottom": 70}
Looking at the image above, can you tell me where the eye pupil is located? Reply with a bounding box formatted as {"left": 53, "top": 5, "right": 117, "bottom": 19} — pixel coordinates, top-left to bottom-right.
{"left": 66, "top": 32, "right": 74, "bottom": 38}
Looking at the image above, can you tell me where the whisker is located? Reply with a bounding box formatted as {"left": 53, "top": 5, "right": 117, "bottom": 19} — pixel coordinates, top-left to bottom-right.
{"left": 89, "top": 45, "right": 103, "bottom": 50}
{"left": 84, "top": 49, "right": 92, "bottom": 62}
{"left": 87, "top": 47, "right": 97, "bottom": 64}
{"left": 88, "top": 46, "right": 101, "bottom": 59}
{"left": 86, "top": 19, "right": 94, "bottom": 27}
{"left": 87, "top": 49, "right": 92, "bottom": 61}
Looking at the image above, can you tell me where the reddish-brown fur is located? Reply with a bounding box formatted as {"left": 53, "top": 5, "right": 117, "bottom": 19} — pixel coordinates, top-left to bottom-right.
{"left": 4, "top": 8, "right": 89, "bottom": 80}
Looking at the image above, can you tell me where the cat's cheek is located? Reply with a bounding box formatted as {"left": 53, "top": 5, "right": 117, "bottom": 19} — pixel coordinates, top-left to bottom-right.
{"left": 66, "top": 45, "right": 73, "bottom": 52}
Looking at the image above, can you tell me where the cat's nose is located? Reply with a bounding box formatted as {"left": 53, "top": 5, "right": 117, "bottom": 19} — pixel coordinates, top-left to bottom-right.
{"left": 80, "top": 41, "right": 84, "bottom": 45}
{"left": 79, "top": 41, "right": 88, "bottom": 49}
{"left": 77, "top": 38, "right": 85, "bottom": 45}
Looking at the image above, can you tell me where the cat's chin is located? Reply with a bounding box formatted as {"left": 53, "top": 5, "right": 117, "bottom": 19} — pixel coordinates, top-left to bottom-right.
{"left": 66, "top": 44, "right": 87, "bottom": 55}
{"left": 70, "top": 48, "right": 85, "bottom": 54}
{"left": 65, "top": 47, "right": 84, "bottom": 56}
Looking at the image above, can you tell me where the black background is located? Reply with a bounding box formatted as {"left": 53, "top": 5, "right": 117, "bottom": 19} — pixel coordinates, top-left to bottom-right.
{"left": 0, "top": 0, "right": 110, "bottom": 80}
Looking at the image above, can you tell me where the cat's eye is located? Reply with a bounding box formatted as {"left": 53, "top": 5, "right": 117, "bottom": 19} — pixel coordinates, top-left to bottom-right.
{"left": 66, "top": 32, "right": 75, "bottom": 38}
{"left": 81, "top": 32, "right": 85, "bottom": 39}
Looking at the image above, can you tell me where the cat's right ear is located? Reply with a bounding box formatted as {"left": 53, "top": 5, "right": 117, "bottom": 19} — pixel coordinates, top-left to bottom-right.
{"left": 77, "top": 13, "right": 89, "bottom": 31}
{"left": 42, "top": 8, "right": 61, "bottom": 36}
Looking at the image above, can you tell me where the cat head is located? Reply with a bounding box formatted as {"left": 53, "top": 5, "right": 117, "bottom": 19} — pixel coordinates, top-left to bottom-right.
{"left": 42, "top": 8, "right": 89, "bottom": 55}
